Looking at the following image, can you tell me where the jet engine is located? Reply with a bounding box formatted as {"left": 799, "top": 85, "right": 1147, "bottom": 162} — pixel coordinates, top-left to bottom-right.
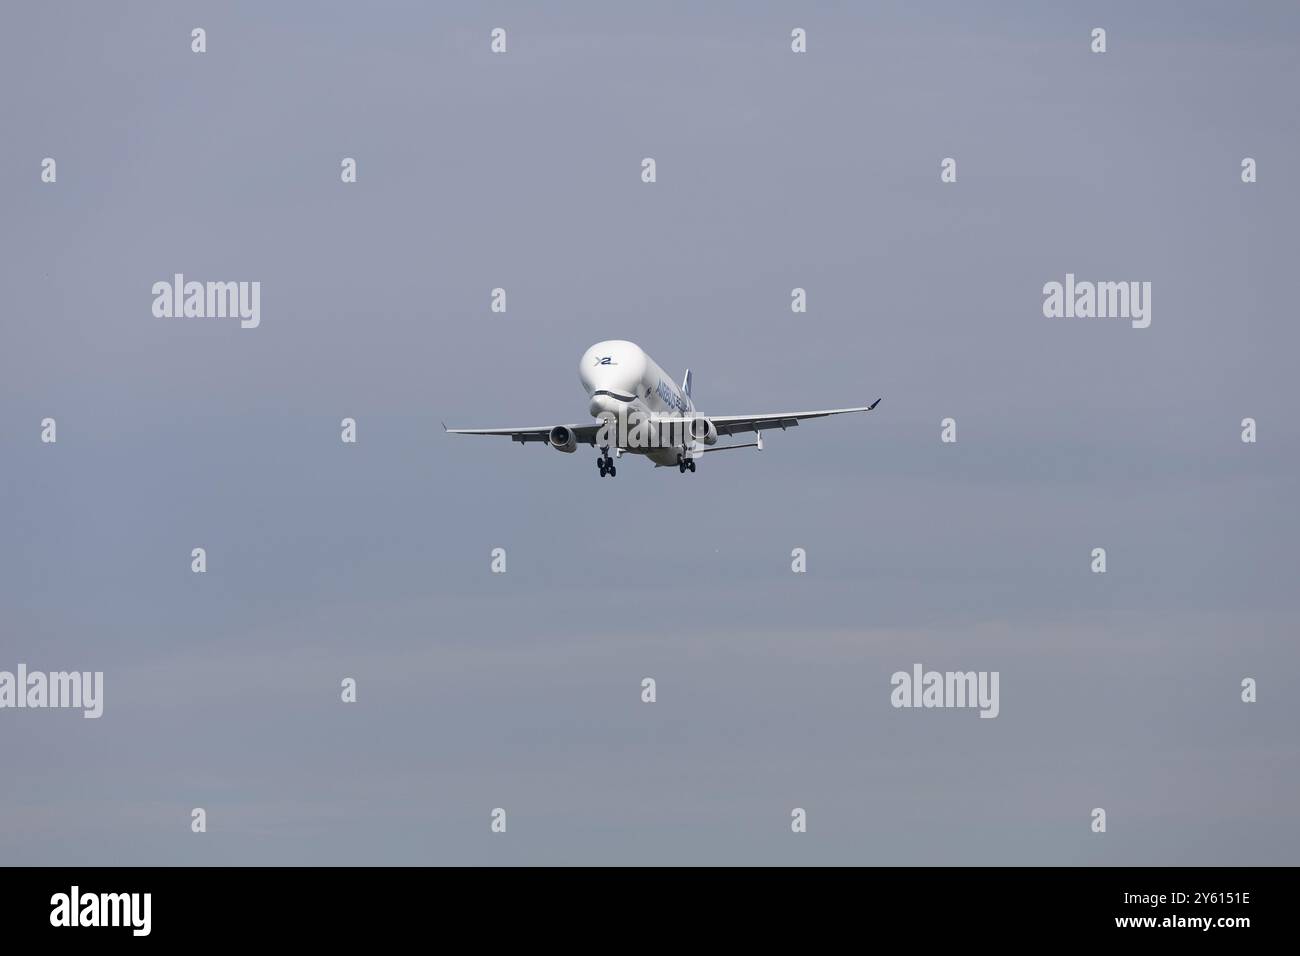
{"left": 688, "top": 416, "right": 718, "bottom": 446}
{"left": 548, "top": 425, "right": 578, "bottom": 453}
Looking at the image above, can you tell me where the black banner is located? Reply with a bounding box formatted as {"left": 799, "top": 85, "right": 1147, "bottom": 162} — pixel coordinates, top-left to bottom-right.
{"left": 0, "top": 867, "right": 1280, "bottom": 942}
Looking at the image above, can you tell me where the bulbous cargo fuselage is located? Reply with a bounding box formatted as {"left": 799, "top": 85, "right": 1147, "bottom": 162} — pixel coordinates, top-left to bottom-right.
{"left": 579, "top": 340, "right": 694, "bottom": 465}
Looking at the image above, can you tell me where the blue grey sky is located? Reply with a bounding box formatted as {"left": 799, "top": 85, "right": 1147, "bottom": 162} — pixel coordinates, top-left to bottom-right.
{"left": 1, "top": 1, "right": 1297, "bottom": 864}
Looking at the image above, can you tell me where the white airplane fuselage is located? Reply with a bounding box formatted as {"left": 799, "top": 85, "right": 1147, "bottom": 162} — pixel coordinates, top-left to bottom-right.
{"left": 579, "top": 340, "right": 694, "bottom": 466}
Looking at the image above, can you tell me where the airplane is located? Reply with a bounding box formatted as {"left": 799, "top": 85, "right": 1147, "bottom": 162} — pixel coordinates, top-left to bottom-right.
{"left": 444, "top": 340, "right": 882, "bottom": 477}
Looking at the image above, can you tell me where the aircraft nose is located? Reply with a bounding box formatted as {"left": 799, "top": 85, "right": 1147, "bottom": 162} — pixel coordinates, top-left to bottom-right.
{"left": 589, "top": 393, "right": 626, "bottom": 418}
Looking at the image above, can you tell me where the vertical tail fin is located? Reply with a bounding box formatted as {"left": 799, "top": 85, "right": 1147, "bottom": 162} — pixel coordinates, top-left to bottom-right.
{"left": 682, "top": 368, "right": 692, "bottom": 399}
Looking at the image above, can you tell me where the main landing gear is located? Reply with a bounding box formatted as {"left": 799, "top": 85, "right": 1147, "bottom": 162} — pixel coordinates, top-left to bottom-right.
{"left": 677, "top": 454, "right": 696, "bottom": 474}
{"left": 597, "top": 449, "right": 617, "bottom": 478}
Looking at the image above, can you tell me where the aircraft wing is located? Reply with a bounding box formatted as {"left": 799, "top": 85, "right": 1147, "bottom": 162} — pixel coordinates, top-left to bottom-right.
{"left": 671, "top": 398, "right": 882, "bottom": 437}
{"left": 442, "top": 423, "right": 605, "bottom": 445}
{"left": 443, "top": 397, "right": 881, "bottom": 445}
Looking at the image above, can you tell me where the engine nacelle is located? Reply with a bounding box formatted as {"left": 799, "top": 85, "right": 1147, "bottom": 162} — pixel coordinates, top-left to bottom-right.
{"left": 688, "top": 416, "right": 718, "bottom": 446}
{"left": 548, "top": 425, "right": 578, "bottom": 453}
